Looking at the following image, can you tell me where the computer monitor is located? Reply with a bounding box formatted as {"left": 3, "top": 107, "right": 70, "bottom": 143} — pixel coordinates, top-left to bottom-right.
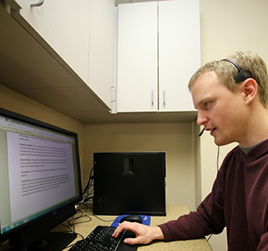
{"left": 93, "top": 152, "right": 166, "bottom": 216}
{"left": 0, "top": 107, "right": 82, "bottom": 251}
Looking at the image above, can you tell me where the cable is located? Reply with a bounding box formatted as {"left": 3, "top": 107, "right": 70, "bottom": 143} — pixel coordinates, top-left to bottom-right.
{"left": 60, "top": 202, "right": 96, "bottom": 250}
{"left": 82, "top": 166, "right": 94, "bottom": 196}
{"left": 217, "top": 146, "right": 220, "bottom": 172}
{"left": 93, "top": 215, "right": 114, "bottom": 223}
{"left": 207, "top": 234, "right": 213, "bottom": 241}
{"left": 207, "top": 146, "right": 221, "bottom": 243}
{"left": 77, "top": 166, "right": 95, "bottom": 208}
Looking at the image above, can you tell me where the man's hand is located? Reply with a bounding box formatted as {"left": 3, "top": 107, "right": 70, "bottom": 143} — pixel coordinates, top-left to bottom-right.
{"left": 112, "top": 222, "right": 164, "bottom": 245}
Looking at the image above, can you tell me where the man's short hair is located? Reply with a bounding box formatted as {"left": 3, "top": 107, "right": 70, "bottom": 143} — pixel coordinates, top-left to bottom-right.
{"left": 188, "top": 51, "right": 268, "bottom": 107}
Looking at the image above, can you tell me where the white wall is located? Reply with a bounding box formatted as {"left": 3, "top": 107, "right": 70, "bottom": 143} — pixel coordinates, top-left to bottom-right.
{"left": 200, "top": 132, "right": 237, "bottom": 250}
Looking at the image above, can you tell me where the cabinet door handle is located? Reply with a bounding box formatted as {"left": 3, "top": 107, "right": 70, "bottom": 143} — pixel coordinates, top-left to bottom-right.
{"left": 31, "top": 0, "right": 44, "bottom": 7}
{"left": 111, "top": 86, "right": 116, "bottom": 102}
{"left": 163, "top": 90, "right": 166, "bottom": 106}
{"left": 151, "top": 90, "right": 154, "bottom": 106}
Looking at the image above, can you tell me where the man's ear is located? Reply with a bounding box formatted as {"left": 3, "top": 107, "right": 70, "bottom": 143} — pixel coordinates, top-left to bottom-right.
{"left": 240, "top": 78, "right": 258, "bottom": 105}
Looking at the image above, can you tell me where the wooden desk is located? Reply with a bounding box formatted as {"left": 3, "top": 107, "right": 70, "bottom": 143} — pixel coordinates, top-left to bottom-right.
{"left": 64, "top": 204, "right": 212, "bottom": 251}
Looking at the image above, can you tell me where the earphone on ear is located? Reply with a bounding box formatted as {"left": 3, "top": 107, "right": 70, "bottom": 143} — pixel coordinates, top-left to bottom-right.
{"left": 221, "top": 58, "right": 253, "bottom": 83}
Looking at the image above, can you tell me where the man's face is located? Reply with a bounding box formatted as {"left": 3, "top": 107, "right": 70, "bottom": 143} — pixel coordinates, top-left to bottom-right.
{"left": 191, "top": 71, "right": 246, "bottom": 146}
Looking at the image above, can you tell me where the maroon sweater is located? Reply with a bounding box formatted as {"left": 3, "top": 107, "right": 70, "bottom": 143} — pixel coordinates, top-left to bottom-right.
{"left": 159, "top": 139, "right": 268, "bottom": 251}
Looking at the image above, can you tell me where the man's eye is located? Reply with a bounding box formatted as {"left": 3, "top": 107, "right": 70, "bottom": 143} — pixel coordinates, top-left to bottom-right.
{"left": 204, "top": 102, "right": 210, "bottom": 108}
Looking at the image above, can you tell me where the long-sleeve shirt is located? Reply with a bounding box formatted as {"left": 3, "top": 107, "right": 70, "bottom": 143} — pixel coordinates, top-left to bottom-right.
{"left": 159, "top": 139, "right": 268, "bottom": 250}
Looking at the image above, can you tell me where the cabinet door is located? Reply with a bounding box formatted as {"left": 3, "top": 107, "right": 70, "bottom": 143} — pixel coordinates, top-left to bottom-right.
{"left": 88, "top": 0, "right": 115, "bottom": 110}
{"left": 159, "top": 0, "right": 200, "bottom": 111}
{"left": 13, "top": 0, "right": 90, "bottom": 84}
{"left": 117, "top": 2, "right": 158, "bottom": 112}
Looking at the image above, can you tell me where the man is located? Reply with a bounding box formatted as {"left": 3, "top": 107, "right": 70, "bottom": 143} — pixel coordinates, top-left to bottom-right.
{"left": 113, "top": 51, "right": 268, "bottom": 250}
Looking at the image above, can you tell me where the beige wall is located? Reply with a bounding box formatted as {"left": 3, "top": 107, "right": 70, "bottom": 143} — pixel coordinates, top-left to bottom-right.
{"left": 200, "top": 0, "right": 268, "bottom": 64}
{"left": 0, "top": 85, "right": 86, "bottom": 184}
{"left": 198, "top": 0, "right": 268, "bottom": 250}
{"left": 84, "top": 122, "right": 197, "bottom": 209}
{"left": 0, "top": 85, "right": 197, "bottom": 209}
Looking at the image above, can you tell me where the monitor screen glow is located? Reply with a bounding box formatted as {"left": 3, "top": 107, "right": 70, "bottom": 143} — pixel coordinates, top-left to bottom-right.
{"left": 0, "top": 108, "right": 82, "bottom": 250}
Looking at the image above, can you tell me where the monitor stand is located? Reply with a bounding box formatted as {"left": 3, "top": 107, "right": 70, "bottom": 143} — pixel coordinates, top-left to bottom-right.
{"left": 6, "top": 232, "right": 77, "bottom": 251}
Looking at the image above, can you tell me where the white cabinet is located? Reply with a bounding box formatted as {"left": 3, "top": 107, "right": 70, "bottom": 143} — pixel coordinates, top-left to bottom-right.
{"left": 10, "top": 0, "right": 115, "bottom": 110}
{"left": 158, "top": 0, "right": 200, "bottom": 112}
{"left": 116, "top": 0, "right": 200, "bottom": 113}
{"left": 117, "top": 2, "right": 158, "bottom": 112}
{"left": 88, "top": 0, "right": 115, "bottom": 110}
{"left": 13, "top": 0, "right": 91, "bottom": 84}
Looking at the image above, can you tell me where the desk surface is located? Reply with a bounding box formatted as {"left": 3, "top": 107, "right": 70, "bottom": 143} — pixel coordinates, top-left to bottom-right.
{"left": 64, "top": 204, "right": 212, "bottom": 251}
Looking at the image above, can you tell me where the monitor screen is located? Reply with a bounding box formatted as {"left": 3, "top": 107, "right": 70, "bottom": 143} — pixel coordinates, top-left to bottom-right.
{"left": 0, "top": 108, "right": 82, "bottom": 250}
{"left": 93, "top": 152, "right": 166, "bottom": 216}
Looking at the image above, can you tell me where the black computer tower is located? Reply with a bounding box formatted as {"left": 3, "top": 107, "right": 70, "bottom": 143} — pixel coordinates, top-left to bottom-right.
{"left": 93, "top": 152, "right": 166, "bottom": 216}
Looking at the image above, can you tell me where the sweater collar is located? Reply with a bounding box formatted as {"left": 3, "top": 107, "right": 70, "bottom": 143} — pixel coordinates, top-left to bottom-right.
{"left": 239, "top": 138, "right": 268, "bottom": 156}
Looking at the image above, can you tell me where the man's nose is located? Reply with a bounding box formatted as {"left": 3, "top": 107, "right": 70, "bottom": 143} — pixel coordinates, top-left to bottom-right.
{"left": 197, "top": 112, "right": 208, "bottom": 126}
